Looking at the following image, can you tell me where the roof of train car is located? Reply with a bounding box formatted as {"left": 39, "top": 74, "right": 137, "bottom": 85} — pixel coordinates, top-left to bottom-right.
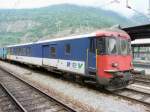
{"left": 6, "top": 33, "right": 96, "bottom": 48}
{"left": 6, "top": 28, "right": 129, "bottom": 48}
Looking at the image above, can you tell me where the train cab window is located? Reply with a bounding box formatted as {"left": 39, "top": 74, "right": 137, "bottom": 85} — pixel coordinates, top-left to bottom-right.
{"left": 50, "top": 47, "right": 56, "bottom": 57}
{"left": 107, "top": 38, "right": 117, "bottom": 54}
{"left": 65, "top": 44, "right": 71, "bottom": 54}
{"left": 120, "top": 39, "right": 128, "bottom": 55}
{"left": 16, "top": 48, "right": 18, "bottom": 55}
{"left": 90, "top": 38, "right": 95, "bottom": 53}
{"left": 96, "top": 38, "right": 106, "bottom": 54}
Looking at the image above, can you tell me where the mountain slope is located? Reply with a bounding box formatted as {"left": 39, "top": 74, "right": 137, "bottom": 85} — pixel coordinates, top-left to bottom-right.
{"left": 0, "top": 4, "right": 134, "bottom": 46}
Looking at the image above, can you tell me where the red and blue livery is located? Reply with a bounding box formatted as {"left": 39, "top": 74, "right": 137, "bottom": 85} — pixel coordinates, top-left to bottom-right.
{"left": 0, "top": 28, "right": 134, "bottom": 90}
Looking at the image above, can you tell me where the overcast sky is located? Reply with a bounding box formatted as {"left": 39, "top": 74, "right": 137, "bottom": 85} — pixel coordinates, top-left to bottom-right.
{"left": 0, "top": 0, "right": 149, "bottom": 17}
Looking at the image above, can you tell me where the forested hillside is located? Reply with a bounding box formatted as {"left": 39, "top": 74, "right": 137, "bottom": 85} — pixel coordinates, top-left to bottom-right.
{"left": 0, "top": 4, "right": 134, "bottom": 46}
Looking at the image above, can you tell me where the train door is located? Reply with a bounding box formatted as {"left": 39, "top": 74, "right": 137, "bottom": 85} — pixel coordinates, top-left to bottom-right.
{"left": 42, "top": 45, "right": 49, "bottom": 66}
{"left": 88, "top": 38, "right": 96, "bottom": 73}
{"left": 42, "top": 44, "right": 57, "bottom": 68}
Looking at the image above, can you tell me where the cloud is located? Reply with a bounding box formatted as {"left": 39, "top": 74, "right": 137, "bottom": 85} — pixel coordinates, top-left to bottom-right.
{"left": 0, "top": 0, "right": 148, "bottom": 17}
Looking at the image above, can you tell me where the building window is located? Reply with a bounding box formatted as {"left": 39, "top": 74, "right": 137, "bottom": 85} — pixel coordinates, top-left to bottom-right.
{"left": 50, "top": 47, "right": 56, "bottom": 57}
{"left": 65, "top": 44, "right": 71, "bottom": 54}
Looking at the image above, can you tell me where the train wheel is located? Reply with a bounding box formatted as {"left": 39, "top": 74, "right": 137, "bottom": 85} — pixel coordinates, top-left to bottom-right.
{"left": 75, "top": 75, "right": 85, "bottom": 86}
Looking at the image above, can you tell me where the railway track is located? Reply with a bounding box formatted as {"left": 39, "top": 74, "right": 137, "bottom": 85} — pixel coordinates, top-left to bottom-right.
{"left": 114, "top": 88, "right": 150, "bottom": 106}
{"left": 0, "top": 68, "right": 76, "bottom": 112}
{"left": 134, "top": 75, "right": 150, "bottom": 85}
{"left": 0, "top": 84, "right": 23, "bottom": 112}
{"left": 0, "top": 62, "right": 149, "bottom": 111}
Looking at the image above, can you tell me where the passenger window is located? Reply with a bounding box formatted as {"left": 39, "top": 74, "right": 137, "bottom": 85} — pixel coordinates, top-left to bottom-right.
{"left": 22, "top": 48, "right": 26, "bottom": 56}
{"left": 65, "top": 44, "right": 71, "bottom": 54}
{"left": 90, "top": 38, "right": 95, "bottom": 53}
{"left": 10, "top": 48, "right": 13, "bottom": 55}
{"left": 21, "top": 48, "right": 23, "bottom": 56}
{"left": 26, "top": 47, "right": 31, "bottom": 56}
{"left": 50, "top": 47, "right": 56, "bottom": 57}
{"left": 16, "top": 48, "right": 18, "bottom": 55}
{"left": 18, "top": 48, "right": 21, "bottom": 56}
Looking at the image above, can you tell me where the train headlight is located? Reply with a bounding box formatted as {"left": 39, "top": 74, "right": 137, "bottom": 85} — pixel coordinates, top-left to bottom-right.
{"left": 112, "top": 63, "right": 118, "bottom": 67}
{"left": 130, "top": 62, "right": 133, "bottom": 66}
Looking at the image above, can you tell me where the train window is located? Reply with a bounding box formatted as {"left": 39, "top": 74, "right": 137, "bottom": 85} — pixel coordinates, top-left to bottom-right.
{"left": 107, "top": 38, "right": 117, "bottom": 54}
{"left": 20, "top": 48, "right": 22, "bottom": 55}
{"left": 96, "top": 38, "right": 106, "bottom": 54}
{"left": 8, "top": 48, "right": 11, "bottom": 55}
{"left": 50, "top": 47, "right": 56, "bottom": 57}
{"left": 14, "top": 48, "right": 17, "bottom": 55}
{"left": 26, "top": 47, "right": 31, "bottom": 56}
{"left": 22, "top": 48, "right": 26, "bottom": 56}
{"left": 18, "top": 48, "right": 21, "bottom": 56}
{"left": 65, "top": 44, "right": 71, "bottom": 54}
{"left": 17, "top": 48, "right": 19, "bottom": 55}
{"left": 8, "top": 48, "right": 10, "bottom": 55}
{"left": 90, "top": 38, "right": 95, "bottom": 53}
{"left": 120, "top": 39, "right": 128, "bottom": 55}
{"left": 10, "top": 48, "right": 13, "bottom": 55}
{"left": 21, "top": 48, "right": 23, "bottom": 56}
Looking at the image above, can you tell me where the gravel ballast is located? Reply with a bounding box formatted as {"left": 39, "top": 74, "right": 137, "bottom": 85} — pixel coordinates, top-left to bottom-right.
{"left": 0, "top": 61, "right": 149, "bottom": 112}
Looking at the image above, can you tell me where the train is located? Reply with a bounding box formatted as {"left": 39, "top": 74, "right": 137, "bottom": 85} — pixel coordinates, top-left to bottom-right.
{"left": 0, "top": 28, "right": 134, "bottom": 91}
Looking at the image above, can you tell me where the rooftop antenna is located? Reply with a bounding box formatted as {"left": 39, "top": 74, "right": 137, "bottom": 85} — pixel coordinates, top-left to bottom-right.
{"left": 111, "top": 24, "right": 121, "bottom": 29}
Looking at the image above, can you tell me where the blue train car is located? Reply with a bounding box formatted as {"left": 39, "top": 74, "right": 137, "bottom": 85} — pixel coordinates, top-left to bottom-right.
{"left": 6, "top": 29, "right": 133, "bottom": 90}
{"left": 6, "top": 34, "right": 93, "bottom": 75}
{"left": 0, "top": 47, "right": 7, "bottom": 60}
{"left": 0, "top": 48, "right": 3, "bottom": 59}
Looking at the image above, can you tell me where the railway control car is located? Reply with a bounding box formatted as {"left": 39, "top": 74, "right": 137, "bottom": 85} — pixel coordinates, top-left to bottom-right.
{"left": 0, "top": 28, "right": 134, "bottom": 90}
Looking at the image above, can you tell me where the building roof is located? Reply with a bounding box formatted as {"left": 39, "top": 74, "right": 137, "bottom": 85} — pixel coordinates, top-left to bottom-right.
{"left": 132, "top": 39, "right": 150, "bottom": 44}
{"left": 123, "top": 24, "right": 150, "bottom": 40}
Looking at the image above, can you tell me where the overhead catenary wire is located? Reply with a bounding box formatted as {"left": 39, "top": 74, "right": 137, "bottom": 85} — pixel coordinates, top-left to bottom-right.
{"left": 99, "top": 0, "right": 120, "bottom": 8}
{"left": 126, "top": 0, "right": 150, "bottom": 21}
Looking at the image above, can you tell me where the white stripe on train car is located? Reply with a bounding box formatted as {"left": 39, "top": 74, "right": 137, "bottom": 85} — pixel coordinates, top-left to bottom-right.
{"left": 43, "top": 58, "right": 85, "bottom": 74}
{"left": 7, "top": 55, "right": 42, "bottom": 66}
{"left": 43, "top": 58, "right": 58, "bottom": 67}
{"left": 7, "top": 55, "right": 85, "bottom": 74}
{"left": 57, "top": 59, "right": 85, "bottom": 74}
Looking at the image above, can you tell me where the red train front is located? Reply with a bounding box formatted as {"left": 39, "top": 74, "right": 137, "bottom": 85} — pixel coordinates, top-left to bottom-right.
{"left": 95, "top": 29, "right": 133, "bottom": 90}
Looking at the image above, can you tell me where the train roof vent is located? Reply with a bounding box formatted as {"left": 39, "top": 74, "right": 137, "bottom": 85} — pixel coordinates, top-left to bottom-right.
{"left": 110, "top": 24, "right": 122, "bottom": 29}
